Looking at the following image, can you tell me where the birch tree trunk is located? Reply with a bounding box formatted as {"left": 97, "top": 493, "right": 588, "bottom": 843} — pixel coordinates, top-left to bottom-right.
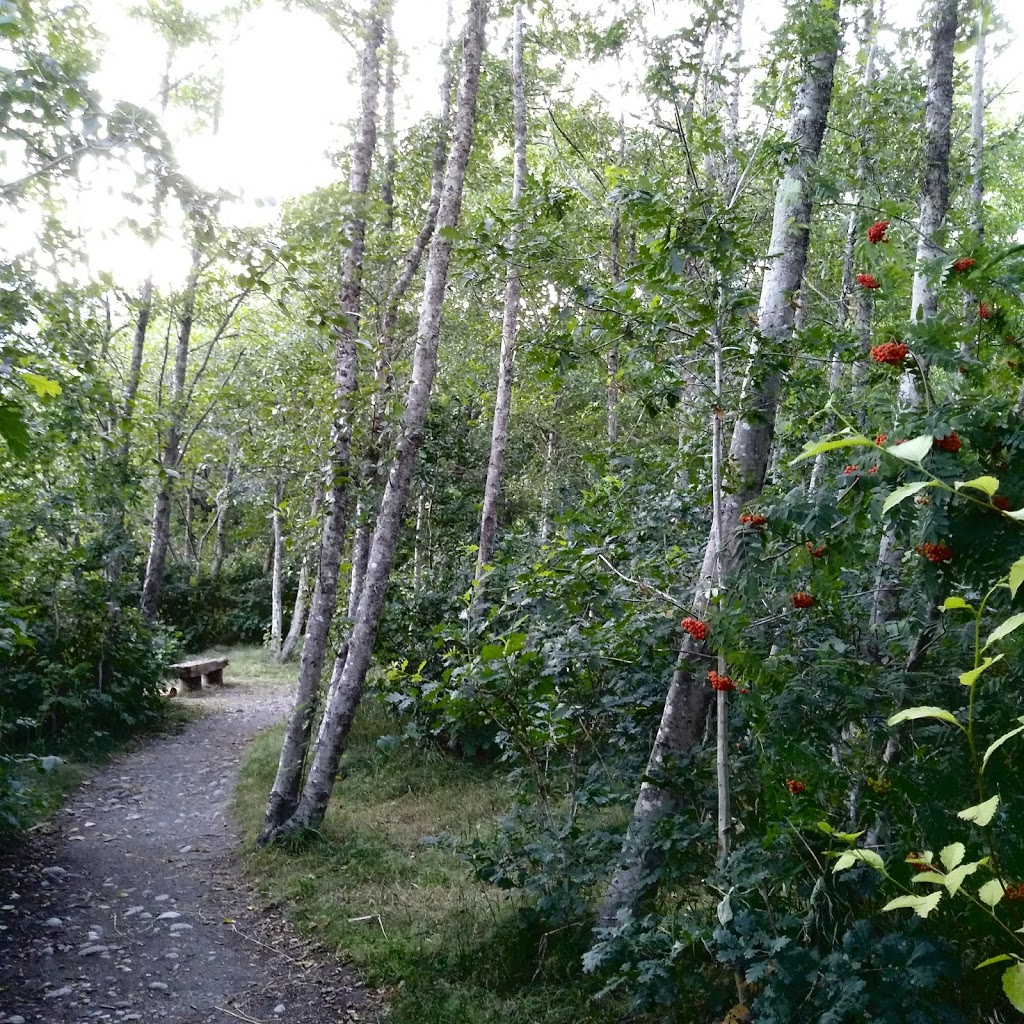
{"left": 871, "top": 0, "right": 957, "bottom": 632}
{"left": 596, "top": 0, "right": 841, "bottom": 931}
{"left": 267, "top": 0, "right": 490, "bottom": 841}
{"left": 140, "top": 242, "right": 201, "bottom": 624}
{"left": 261, "top": 1, "right": 386, "bottom": 839}
{"left": 211, "top": 448, "right": 235, "bottom": 577}
{"left": 969, "top": 10, "right": 986, "bottom": 244}
{"left": 471, "top": 1, "right": 527, "bottom": 616}
{"left": 269, "top": 477, "right": 286, "bottom": 658}
{"left": 278, "top": 481, "right": 324, "bottom": 663}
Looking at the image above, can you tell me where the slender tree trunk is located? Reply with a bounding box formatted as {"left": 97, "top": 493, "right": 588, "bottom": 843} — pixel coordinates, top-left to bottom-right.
{"left": 279, "top": 481, "right": 324, "bottom": 663}
{"left": 539, "top": 414, "right": 558, "bottom": 543}
{"left": 140, "top": 243, "right": 201, "bottom": 624}
{"left": 267, "top": 0, "right": 490, "bottom": 840}
{"left": 596, "top": 0, "right": 841, "bottom": 931}
{"left": 211, "top": 448, "right": 235, "bottom": 577}
{"left": 261, "top": 2, "right": 387, "bottom": 839}
{"left": 471, "top": 1, "right": 527, "bottom": 615}
{"left": 270, "top": 477, "right": 286, "bottom": 658}
{"left": 872, "top": 0, "right": 957, "bottom": 632}
{"left": 969, "top": 11, "right": 986, "bottom": 244}
{"left": 809, "top": 1, "right": 877, "bottom": 492}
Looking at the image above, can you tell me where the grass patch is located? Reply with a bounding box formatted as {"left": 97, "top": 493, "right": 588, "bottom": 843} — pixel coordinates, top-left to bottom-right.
{"left": 235, "top": 701, "right": 643, "bottom": 1024}
{"left": 196, "top": 644, "right": 298, "bottom": 687}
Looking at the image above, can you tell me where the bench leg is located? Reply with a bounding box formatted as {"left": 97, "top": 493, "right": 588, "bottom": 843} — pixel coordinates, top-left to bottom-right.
{"left": 184, "top": 675, "right": 202, "bottom": 691}
{"left": 205, "top": 668, "right": 225, "bottom": 686}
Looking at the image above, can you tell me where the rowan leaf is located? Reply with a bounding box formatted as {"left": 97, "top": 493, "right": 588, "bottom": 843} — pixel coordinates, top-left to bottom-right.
{"left": 982, "top": 721, "right": 1024, "bottom": 773}
{"left": 885, "top": 434, "right": 933, "bottom": 463}
{"left": 979, "top": 879, "right": 1005, "bottom": 908}
{"left": 985, "top": 612, "right": 1024, "bottom": 649}
{"left": 882, "top": 480, "right": 936, "bottom": 514}
{"left": 957, "top": 795, "right": 1000, "bottom": 827}
{"left": 939, "top": 842, "right": 965, "bottom": 871}
{"left": 887, "top": 706, "right": 960, "bottom": 727}
{"left": 790, "top": 435, "right": 875, "bottom": 464}
{"left": 881, "top": 892, "right": 943, "bottom": 918}
{"left": 959, "top": 655, "right": 1003, "bottom": 687}
{"left": 955, "top": 475, "right": 999, "bottom": 497}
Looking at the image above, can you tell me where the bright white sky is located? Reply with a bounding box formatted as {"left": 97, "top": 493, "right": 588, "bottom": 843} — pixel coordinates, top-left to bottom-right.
{"left": 9, "top": 0, "right": 1024, "bottom": 289}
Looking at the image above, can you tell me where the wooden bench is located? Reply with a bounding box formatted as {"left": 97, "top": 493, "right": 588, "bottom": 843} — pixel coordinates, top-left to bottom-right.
{"left": 168, "top": 657, "right": 229, "bottom": 691}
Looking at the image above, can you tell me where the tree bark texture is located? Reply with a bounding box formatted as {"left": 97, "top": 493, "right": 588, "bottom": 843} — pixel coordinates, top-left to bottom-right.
{"left": 596, "top": 0, "right": 841, "bottom": 931}
{"left": 270, "top": 478, "right": 286, "bottom": 658}
{"left": 271, "top": 0, "right": 490, "bottom": 839}
{"left": 140, "top": 243, "right": 201, "bottom": 624}
{"left": 261, "top": 2, "right": 386, "bottom": 839}
{"left": 279, "top": 481, "right": 324, "bottom": 663}
{"left": 472, "top": 1, "right": 527, "bottom": 615}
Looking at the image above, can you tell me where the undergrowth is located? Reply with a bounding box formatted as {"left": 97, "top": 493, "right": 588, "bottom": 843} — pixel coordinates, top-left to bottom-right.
{"left": 235, "top": 700, "right": 650, "bottom": 1024}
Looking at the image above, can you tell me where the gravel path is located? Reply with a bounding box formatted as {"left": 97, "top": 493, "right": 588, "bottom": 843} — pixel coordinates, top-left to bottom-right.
{"left": 0, "top": 681, "right": 380, "bottom": 1024}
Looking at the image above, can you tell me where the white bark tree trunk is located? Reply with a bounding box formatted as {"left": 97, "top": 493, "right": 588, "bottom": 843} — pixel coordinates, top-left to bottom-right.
{"left": 472, "top": 1, "right": 527, "bottom": 615}
{"left": 596, "top": 0, "right": 841, "bottom": 931}
{"left": 279, "top": 482, "right": 324, "bottom": 663}
{"left": 261, "top": 1, "right": 387, "bottom": 839}
{"left": 268, "top": 0, "right": 490, "bottom": 840}
{"left": 140, "top": 243, "right": 201, "bottom": 624}
{"left": 872, "top": 0, "right": 957, "bottom": 630}
{"left": 269, "top": 478, "right": 286, "bottom": 658}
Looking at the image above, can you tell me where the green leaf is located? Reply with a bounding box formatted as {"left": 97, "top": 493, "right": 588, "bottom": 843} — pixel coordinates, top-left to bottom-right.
{"left": 832, "top": 853, "right": 856, "bottom": 873}
{"left": 503, "top": 632, "right": 527, "bottom": 656}
{"left": 790, "top": 434, "right": 875, "bottom": 464}
{"left": 1003, "top": 963, "right": 1024, "bottom": 1013}
{"left": 912, "top": 871, "right": 947, "bottom": 885}
{"left": 480, "top": 644, "right": 505, "bottom": 662}
{"left": 1009, "top": 556, "right": 1024, "bottom": 599}
{"left": 943, "top": 860, "right": 983, "bottom": 895}
{"left": 885, "top": 434, "right": 933, "bottom": 463}
{"left": 887, "top": 706, "right": 960, "bottom": 728}
{"left": 982, "top": 721, "right": 1024, "bottom": 773}
{"left": 939, "top": 842, "right": 965, "bottom": 871}
{"left": 882, "top": 892, "right": 943, "bottom": 918}
{"left": 985, "top": 612, "right": 1024, "bottom": 649}
{"left": 882, "top": 480, "right": 936, "bottom": 514}
{"left": 977, "top": 954, "right": 1013, "bottom": 969}
{"left": 19, "top": 371, "right": 61, "bottom": 398}
{"left": 855, "top": 849, "right": 885, "bottom": 871}
{"left": 0, "top": 401, "right": 30, "bottom": 459}
{"left": 979, "top": 879, "right": 1005, "bottom": 908}
{"left": 957, "top": 794, "right": 1000, "bottom": 827}
{"left": 959, "top": 655, "right": 1003, "bottom": 687}
{"left": 955, "top": 475, "right": 999, "bottom": 497}
{"left": 941, "top": 596, "right": 974, "bottom": 612}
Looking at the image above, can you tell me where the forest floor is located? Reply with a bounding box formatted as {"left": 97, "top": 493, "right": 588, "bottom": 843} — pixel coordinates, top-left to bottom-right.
{"left": 0, "top": 656, "right": 383, "bottom": 1024}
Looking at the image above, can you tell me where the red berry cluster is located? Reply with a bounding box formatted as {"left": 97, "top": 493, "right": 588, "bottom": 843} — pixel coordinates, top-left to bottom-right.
{"left": 786, "top": 779, "right": 806, "bottom": 795}
{"left": 867, "top": 220, "right": 890, "bottom": 244}
{"left": 870, "top": 342, "right": 909, "bottom": 365}
{"left": 680, "top": 617, "right": 708, "bottom": 641}
{"left": 843, "top": 464, "right": 860, "bottom": 475}
{"left": 916, "top": 542, "right": 953, "bottom": 563}
{"left": 740, "top": 513, "right": 767, "bottom": 529}
{"left": 791, "top": 592, "right": 815, "bottom": 609}
{"left": 952, "top": 257, "right": 976, "bottom": 273}
{"left": 994, "top": 495, "right": 1012, "bottom": 512}
{"left": 875, "top": 433, "right": 888, "bottom": 445}
{"left": 857, "top": 273, "right": 881, "bottom": 289}
{"left": 708, "top": 671, "right": 736, "bottom": 692}
{"left": 979, "top": 302, "right": 993, "bottom": 320}
{"left": 933, "top": 433, "right": 962, "bottom": 453}
{"left": 805, "top": 542, "right": 827, "bottom": 558}
{"left": 1005, "top": 883, "right": 1024, "bottom": 902}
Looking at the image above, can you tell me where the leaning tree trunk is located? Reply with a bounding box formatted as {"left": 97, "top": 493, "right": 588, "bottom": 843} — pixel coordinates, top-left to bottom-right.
{"left": 266, "top": 0, "right": 490, "bottom": 841}
{"left": 261, "top": 1, "right": 387, "bottom": 839}
{"left": 471, "top": 0, "right": 527, "bottom": 616}
{"left": 596, "top": 0, "right": 841, "bottom": 931}
{"left": 871, "top": 0, "right": 957, "bottom": 632}
{"left": 140, "top": 244, "right": 201, "bottom": 624}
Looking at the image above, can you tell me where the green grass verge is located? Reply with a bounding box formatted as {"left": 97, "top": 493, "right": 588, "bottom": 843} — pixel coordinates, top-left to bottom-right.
{"left": 195, "top": 645, "right": 299, "bottom": 687}
{"left": 235, "top": 702, "right": 642, "bottom": 1024}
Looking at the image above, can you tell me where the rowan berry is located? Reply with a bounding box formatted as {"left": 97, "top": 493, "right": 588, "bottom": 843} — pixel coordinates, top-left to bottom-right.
{"left": 805, "top": 542, "right": 827, "bottom": 558}
{"left": 708, "top": 671, "right": 736, "bottom": 692}
{"left": 843, "top": 464, "right": 859, "bottom": 474}
{"left": 952, "top": 257, "right": 976, "bottom": 273}
{"left": 786, "top": 779, "right": 806, "bottom": 795}
{"left": 979, "top": 302, "right": 993, "bottom": 320}
{"left": 791, "top": 592, "right": 815, "bottom": 609}
{"left": 994, "top": 495, "right": 1011, "bottom": 511}
{"left": 915, "top": 541, "right": 953, "bottom": 563}
{"left": 933, "top": 433, "right": 962, "bottom": 453}
{"left": 867, "top": 220, "right": 890, "bottom": 244}
{"left": 875, "top": 433, "right": 888, "bottom": 445}
{"left": 740, "top": 513, "right": 767, "bottom": 529}
{"left": 857, "top": 273, "right": 881, "bottom": 289}
{"left": 680, "top": 617, "right": 708, "bottom": 641}
{"left": 870, "top": 342, "right": 909, "bottom": 365}
{"left": 1005, "top": 883, "right": 1024, "bottom": 902}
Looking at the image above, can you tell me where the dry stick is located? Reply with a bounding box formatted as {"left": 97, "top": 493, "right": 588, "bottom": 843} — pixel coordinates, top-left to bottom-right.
{"left": 261, "top": 2, "right": 387, "bottom": 840}
{"left": 471, "top": 0, "right": 528, "bottom": 617}
{"left": 271, "top": 0, "right": 491, "bottom": 839}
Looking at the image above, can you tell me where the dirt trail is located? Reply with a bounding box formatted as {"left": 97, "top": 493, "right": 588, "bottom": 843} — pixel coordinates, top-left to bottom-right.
{"left": 0, "top": 680, "right": 377, "bottom": 1024}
